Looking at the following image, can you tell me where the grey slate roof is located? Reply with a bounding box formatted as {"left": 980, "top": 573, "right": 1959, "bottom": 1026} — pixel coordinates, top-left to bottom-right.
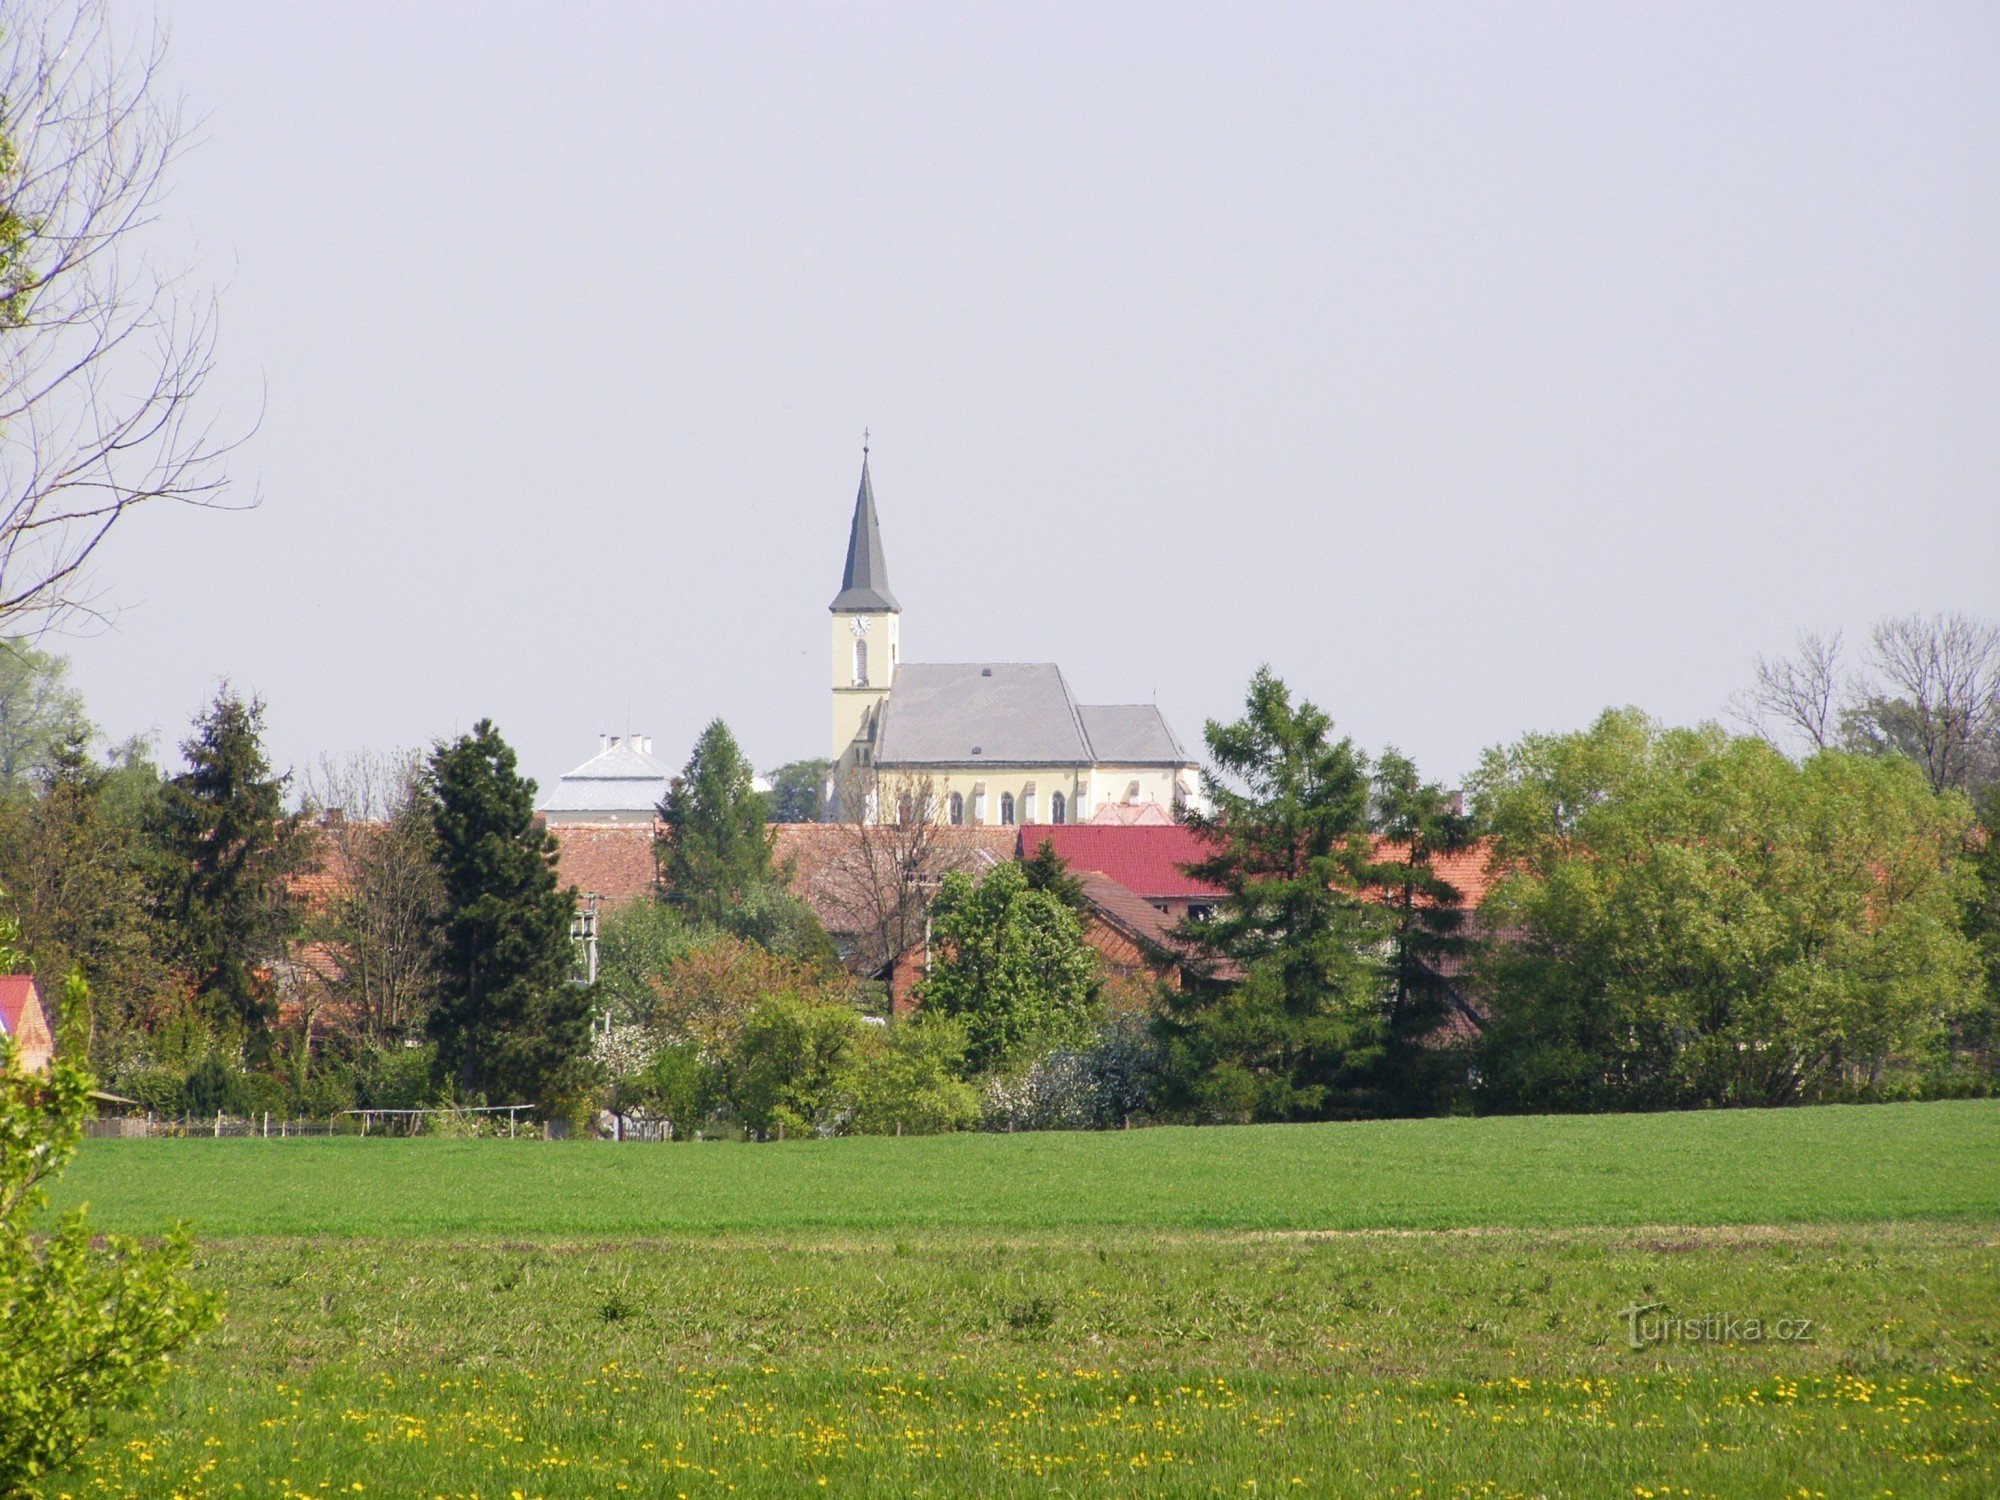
{"left": 537, "top": 738, "right": 670, "bottom": 814}
{"left": 1077, "top": 704, "right": 1188, "bottom": 764}
{"left": 828, "top": 457, "right": 900, "bottom": 612}
{"left": 873, "top": 665, "right": 1193, "bottom": 768}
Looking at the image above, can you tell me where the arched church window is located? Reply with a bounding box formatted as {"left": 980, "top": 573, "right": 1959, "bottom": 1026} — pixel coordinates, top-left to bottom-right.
{"left": 999, "top": 792, "right": 1016, "bottom": 826}
{"left": 948, "top": 792, "right": 964, "bottom": 826}
{"left": 1050, "top": 792, "right": 1066, "bottom": 825}
{"left": 853, "top": 640, "right": 868, "bottom": 686}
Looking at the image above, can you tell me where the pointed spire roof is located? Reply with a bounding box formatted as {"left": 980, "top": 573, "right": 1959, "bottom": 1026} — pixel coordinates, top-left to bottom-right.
{"left": 829, "top": 453, "right": 900, "bottom": 612}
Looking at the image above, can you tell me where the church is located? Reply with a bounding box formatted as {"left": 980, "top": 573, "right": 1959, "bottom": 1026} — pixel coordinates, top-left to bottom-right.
{"left": 826, "top": 452, "right": 1200, "bottom": 826}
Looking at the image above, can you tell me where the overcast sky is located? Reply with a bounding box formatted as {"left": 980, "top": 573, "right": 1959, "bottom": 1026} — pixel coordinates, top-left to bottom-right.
{"left": 57, "top": 1, "right": 2000, "bottom": 795}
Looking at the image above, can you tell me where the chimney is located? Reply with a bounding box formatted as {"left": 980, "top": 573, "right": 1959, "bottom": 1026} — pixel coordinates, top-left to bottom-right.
{"left": 599, "top": 733, "right": 610, "bottom": 752}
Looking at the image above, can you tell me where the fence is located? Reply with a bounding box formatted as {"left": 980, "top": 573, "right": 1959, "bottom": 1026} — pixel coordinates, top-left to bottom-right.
{"left": 81, "top": 1108, "right": 562, "bottom": 1140}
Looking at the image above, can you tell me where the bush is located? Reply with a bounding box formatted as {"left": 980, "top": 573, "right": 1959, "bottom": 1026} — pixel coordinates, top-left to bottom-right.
{"left": 354, "top": 1045, "right": 438, "bottom": 1111}
{"left": 610, "top": 1042, "right": 715, "bottom": 1138}
{"left": 178, "top": 1055, "right": 249, "bottom": 1117}
{"left": 849, "top": 1018, "right": 979, "bottom": 1135}
{"left": 0, "top": 1040, "right": 221, "bottom": 1494}
{"left": 982, "top": 1015, "right": 1160, "bottom": 1132}
{"left": 728, "top": 995, "right": 871, "bottom": 1138}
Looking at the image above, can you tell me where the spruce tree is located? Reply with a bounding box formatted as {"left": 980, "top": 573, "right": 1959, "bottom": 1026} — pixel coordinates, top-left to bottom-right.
{"left": 1158, "top": 668, "right": 1383, "bottom": 1121}
{"left": 147, "top": 689, "right": 304, "bottom": 1049}
{"left": 1361, "top": 748, "right": 1475, "bottom": 1112}
{"left": 1019, "top": 837, "right": 1088, "bottom": 912}
{"left": 426, "top": 719, "right": 589, "bottom": 1109}
{"left": 657, "top": 719, "right": 776, "bottom": 921}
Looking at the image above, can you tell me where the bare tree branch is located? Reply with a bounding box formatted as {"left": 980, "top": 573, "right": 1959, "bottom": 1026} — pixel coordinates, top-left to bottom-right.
{"left": 0, "top": 1, "right": 244, "bottom": 632}
{"left": 1733, "top": 628, "right": 1846, "bottom": 752}
{"left": 1850, "top": 612, "right": 2000, "bottom": 795}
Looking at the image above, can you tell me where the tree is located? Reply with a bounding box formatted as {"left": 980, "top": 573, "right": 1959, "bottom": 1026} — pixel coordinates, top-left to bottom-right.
{"left": 765, "top": 757, "right": 830, "bottom": 823}
{"left": 1468, "top": 710, "right": 1979, "bottom": 1111}
{"left": 0, "top": 1, "right": 240, "bottom": 632}
{"left": 1740, "top": 613, "right": 2000, "bottom": 795}
{"left": 0, "top": 723, "right": 173, "bottom": 1070}
{"left": 634, "top": 932, "right": 850, "bottom": 1055}
{"left": 817, "top": 766, "right": 986, "bottom": 974}
{"left": 1361, "top": 748, "right": 1475, "bottom": 1111}
{"left": 147, "top": 688, "right": 306, "bottom": 1048}
{"left": 727, "top": 993, "right": 871, "bottom": 1138}
{"left": 1844, "top": 612, "right": 2000, "bottom": 796}
{"left": 657, "top": 720, "right": 776, "bottom": 922}
{"left": 0, "top": 639, "right": 85, "bottom": 786}
{"left": 1960, "top": 786, "right": 2000, "bottom": 1087}
{"left": 298, "top": 752, "right": 443, "bottom": 1047}
{"left": 918, "top": 860, "right": 1098, "bottom": 1075}
{"left": 847, "top": 1016, "right": 980, "bottom": 1134}
{"left": 1156, "top": 668, "right": 1383, "bottom": 1122}
{"left": 1019, "top": 837, "right": 1088, "bottom": 912}
{"left": 1734, "top": 628, "right": 1844, "bottom": 752}
{"left": 0, "top": 931, "right": 219, "bottom": 1494}
{"left": 426, "top": 719, "right": 590, "bottom": 1110}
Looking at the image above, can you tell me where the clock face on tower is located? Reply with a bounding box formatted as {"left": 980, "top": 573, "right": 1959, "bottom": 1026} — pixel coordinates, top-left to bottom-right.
{"left": 848, "top": 616, "right": 872, "bottom": 638}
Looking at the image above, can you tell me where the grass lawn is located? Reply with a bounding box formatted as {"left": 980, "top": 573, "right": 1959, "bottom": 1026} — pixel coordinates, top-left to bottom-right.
{"left": 53, "top": 1099, "right": 2000, "bottom": 1236}
{"left": 36, "top": 1101, "right": 2000, "bottom": 1498}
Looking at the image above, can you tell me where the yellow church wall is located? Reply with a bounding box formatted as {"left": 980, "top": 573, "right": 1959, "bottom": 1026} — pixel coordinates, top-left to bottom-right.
{"left": 855, "top": 763, "right": 1185, "bottom": 828}
{"left": 830, "top": 608, "right": 898, "bottom": 762}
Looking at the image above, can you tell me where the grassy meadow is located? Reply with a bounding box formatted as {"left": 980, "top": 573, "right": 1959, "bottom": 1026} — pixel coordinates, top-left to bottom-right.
{"left": 53, "top": 1098, "right": 2000, "bottom": 1236}
{"left": 38, "top": 1102, "right": 2000, "bottom": 1498}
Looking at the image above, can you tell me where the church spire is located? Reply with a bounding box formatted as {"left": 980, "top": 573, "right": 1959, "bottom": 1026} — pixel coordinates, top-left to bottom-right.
{"left": 829, "top": 445, "right": 900, "bottom": 612}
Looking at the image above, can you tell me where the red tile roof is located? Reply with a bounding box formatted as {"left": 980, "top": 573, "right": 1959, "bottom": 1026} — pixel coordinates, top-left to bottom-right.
{"left": 1023, "top": 824, "right": 1505, "bottom": 911}
{"left": 0, "top": 974, "right": 36, "bottom": 1037}
{"left": 0, "top": 974, "right": 52, "bottom": 1072}
{"left": 550, "top": 823, "right": 660, "bottom": 904}
{"left": 1017, "top": 824, "right": 1223, "bottom": 900}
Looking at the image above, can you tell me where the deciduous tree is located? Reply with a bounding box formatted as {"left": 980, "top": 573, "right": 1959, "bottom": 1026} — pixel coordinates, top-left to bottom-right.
{"left": 1469, "top": 710, "right": 1979, "bottom": 1110}
{"left": 0, "top": 921, "right": 218, "bottom": 1495}
{"left": 918, "top": 860, "right": 1098, "bottom": 1075}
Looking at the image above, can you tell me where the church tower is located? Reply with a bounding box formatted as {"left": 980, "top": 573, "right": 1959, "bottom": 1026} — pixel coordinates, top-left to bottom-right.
{"left": 829, "top": 450, "right": 900, "bottom": 769}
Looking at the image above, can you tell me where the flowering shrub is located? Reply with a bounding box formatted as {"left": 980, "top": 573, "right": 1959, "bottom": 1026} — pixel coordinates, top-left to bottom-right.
{"left": 982, "top": 1015, "right": 1160, "bottom": 1132}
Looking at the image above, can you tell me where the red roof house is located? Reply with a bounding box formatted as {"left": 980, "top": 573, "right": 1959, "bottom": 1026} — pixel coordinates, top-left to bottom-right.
{"left": 0, "top": 975, "right": 53, "bottom": 1075}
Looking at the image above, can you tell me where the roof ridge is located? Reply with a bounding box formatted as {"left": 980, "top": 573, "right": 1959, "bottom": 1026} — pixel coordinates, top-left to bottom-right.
{"left": 1053, "top": 664, "right": 1094, "bottom": 761}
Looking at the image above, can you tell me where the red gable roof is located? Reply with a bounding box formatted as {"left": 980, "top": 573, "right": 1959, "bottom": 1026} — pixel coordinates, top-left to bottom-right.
{"left": 0, "top": 974, "right": 37, "bottom": 1038}
{"left": 1022, "top": 824, "right": 1505, "bottom": 911}
{"left": 1017, "top": 824, "right": 1223, "bottom": 900}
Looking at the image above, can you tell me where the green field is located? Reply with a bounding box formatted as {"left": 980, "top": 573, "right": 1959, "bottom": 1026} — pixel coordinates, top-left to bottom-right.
{"left": 38, "top": 1102, "right": 2000, "bottom": 1498}
{"left": 55, "top": 1099, "right": 2000, "bottom": 1236}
